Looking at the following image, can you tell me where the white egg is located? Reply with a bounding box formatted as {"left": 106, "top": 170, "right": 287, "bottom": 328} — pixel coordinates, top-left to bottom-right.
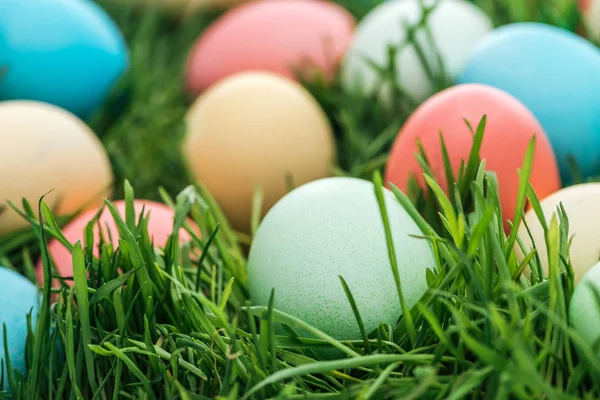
{"left": 341, "top": 0, "right": 492, "bottom": 104}
{"left": 516, "top": 183, "right": 600, "bottom": 285}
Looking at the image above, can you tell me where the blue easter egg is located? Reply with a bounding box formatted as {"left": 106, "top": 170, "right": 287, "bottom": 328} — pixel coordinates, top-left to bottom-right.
{"left": 0, "top": 0, "right": 129, "bottom": 119}
{"left": 0, "top": 267, "right": 40, "bottom": 392}
{"left": 457, "top": 22, "right": 600, "bottom": 184}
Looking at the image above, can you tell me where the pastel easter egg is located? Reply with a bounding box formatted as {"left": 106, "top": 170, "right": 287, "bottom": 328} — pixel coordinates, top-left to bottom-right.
{"left": 182, "top": 71, "right": 336, "bottom": 234}
{"left": 458, "top": 22, "right": 600, "bottom": 184}
{"left": 384, "top": 84, "right": 561, "bottom": 231}
{"left": 185, "top": 0, "right": 356, "bottom": 94}
{"left": 0, "top": 101, "right": 112, "bottom": 237}
{"left": 341, "top": 0, "right": 492, "bottom": 104}
{"left": 36, "top": 199, "right": 193, "bottom": 287}
{"left": 570, "top": 261, "right": 600, "bottom": 355}
{"left": 0, "top": 267, "right": 40, "bottom": 392}
{"left": 516, "top": 183, "right": 600, "bottom": 285}
{"left": 247, "top": 177, "right": 435, "bottom": 343}
{"left": 0, "top": 0, "right": 129, "bottom": 118}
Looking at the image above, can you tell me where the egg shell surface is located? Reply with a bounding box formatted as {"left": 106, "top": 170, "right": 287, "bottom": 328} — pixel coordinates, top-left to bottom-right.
{"left": 341, "top": 0, "right": 492, "bottom": 104}
{"left": 569, "top": 261, "right": 600, "bottom": 355}
{"left": 0, "top": 101, "right": 113, "bottom": 237}
{"left": 247, "top": 177, "right": 436, "bottom": 341}
{"left": 36, "top": 199, "right": 193, "bottom": 287}
{"left": 0, "top": 0, "right": 129, "bottom": 118}
{"left": 384, "top": 84, "right": 561, "bottom": 231}
{"left": 182, "top": 71, "right": 336, "bottom": 234}
{"left": 457, "top": 22, "right": 600, "bottom": 184}
{"left": 185, "top": 0, "right": 356, "bottom": 94}
{"left": 516, "top": 183, "right": 600, "bottom": 285}
{"left": 0, "top": 267, "right": 40, "bottom": 392}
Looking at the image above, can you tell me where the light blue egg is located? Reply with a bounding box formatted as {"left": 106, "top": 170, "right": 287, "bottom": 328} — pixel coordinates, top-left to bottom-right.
{"left": 457, "top": 22, "right": 600, "bottom": 184}
{"left": 0, "top": 267, "right": 40, "bottom": 392}
{"left": 0, "top": 0, "right": 129, "bottom": 119}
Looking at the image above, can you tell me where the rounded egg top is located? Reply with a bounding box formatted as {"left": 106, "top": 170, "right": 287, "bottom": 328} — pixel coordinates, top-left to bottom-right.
{"left": 0, "top": 0, "right": 130, "bottom": 118}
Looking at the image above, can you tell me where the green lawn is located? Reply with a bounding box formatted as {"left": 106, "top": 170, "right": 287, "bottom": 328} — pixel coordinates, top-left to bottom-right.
{"left": 2, "top": 0, "right": 598, "bottom": 399}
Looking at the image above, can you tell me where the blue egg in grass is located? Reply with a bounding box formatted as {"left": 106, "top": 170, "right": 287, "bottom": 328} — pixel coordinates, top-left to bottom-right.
{"left": 457, "top": 22, "right": 600, "bottom": 184}
{"left": 0, "top": 0, "right": 130, "bottom": 119}
{"left": 0, "top": 267, "right": 40, "bottom": 392}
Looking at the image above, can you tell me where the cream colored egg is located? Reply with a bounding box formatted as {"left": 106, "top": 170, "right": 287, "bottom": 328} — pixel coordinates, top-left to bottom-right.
{"left": 182, "top": 71, "right": 336, "bottom": 234}
{"left": 515, "top": 183, "right": 600, "bottom": 285}
{"left": 0, "top": 101, "right": 113, "bottom": 236}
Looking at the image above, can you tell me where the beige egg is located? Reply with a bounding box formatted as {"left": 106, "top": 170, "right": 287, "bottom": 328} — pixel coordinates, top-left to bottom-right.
{"left": 182, "top": 71, "right": 336, "bottom": 233}
{"left": 0, "top": 101, "right": 113, "bottom": 236}
{"left": 515, "top": 183, "right": 600, "bottom": 285}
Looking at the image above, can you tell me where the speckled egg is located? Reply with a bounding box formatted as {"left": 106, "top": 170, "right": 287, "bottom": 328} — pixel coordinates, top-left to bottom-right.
{"left": 457, "top": 22, "right": 600, "bottom": 183}
{"left": 185, "top": 0, "right": 356, "bottom": 94}
{"left": 182, "top": 71, "right": 336, "bottom": 234}
{"left": 36, "top": 199, "right": 193, "bottom": 287}
{"left": 247, "top": 177, "right": 436, "bottom": 341}
{"left": 341, "top": 0, "right": 492, "bottom": 104}
{"left": 0, "top": 101, "right": 113, "bottom": 237}
{"left": 516, "top": 183, "right": 600, "bottom": 285}
{"left": 0, "top": 267, "right": 40, "bottom": 392}
{"left": 570, "top": 261, "right": 600, "bottom": 355}
{"left": 0, "top": 0, "right": 129, "bottom": 118}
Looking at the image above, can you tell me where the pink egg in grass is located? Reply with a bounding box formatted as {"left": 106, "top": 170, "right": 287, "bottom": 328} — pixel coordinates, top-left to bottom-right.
{"left": 184, "top": 0, "right": 356, "bottom": 94}
{"left": 36, "top": 199, "right": 197, "bottom": 288}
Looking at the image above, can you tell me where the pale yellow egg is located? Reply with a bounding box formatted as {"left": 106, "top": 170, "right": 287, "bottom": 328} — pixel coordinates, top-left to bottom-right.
{"left": 182, "top": 71, "right": 336, "bottom": 234}
{"left": 0, "top": 101, "right": 113, "bottom": 236}
{"left": 515, "top": 183, "right": 600, "bottom": 285}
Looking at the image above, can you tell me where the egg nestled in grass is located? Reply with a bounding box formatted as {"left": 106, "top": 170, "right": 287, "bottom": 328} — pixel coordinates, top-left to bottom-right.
{"left": 182, "top": 71, "right": 337, "bottom": 234}
{"left": 384, "top": 84, "right": 561, "bottom": 232}
{"left": 569, "top": 261, "right": 600, "bottom": 355}
{"left": 458, "top": 22, "right": 600, "bottom": 183}
{"left": 0, "top": 267, "right": 40, "bottom": 393}
{"left": 247, "top": 177, "right": 435, "bottom": 345}
{"left": 0, "top": 0, "right": 129, "bottom": 118}
{"left": 516, "top": 183, "right": 600, "bottom": 285}
{"left": 184, "top": 0, "right": 356, "bottom": 94}
{"left": 0, "top": 101, "right": 113, "bottom": 237}
{"left": 36, "top": 200, "right": 194, "bottom": 288}
{"left": 341, "top": 0, "right": 492, "bottom": 104}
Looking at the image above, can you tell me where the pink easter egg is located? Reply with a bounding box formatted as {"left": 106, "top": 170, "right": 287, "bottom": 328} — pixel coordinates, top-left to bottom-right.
{"left": 184, "top": 0, "right": 356, "bottom": 94}
{"left": 36, "top": 199, "right": 195, "bottom": 287}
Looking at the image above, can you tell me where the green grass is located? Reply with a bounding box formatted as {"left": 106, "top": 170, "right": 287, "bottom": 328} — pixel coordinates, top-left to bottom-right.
{"left": 2, "top": 0, "right": 600, "bottom": 398}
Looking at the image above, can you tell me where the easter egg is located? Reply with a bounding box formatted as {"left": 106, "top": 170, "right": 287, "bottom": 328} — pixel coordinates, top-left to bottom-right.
{"left": 0, "top": 267, "right": 40, "bottom": 392}
{"left": 36, "top": 199, "right": 193, "bottom": 287}
{"left": 0, "top": 101, "right": 112, "bottom": 237}
{"left": 0, "top": 0, "right": 129, "bottom": 118}
{"left": 384, "top": 84, "right": 561, "bottom": 231}
{"left": 570, "top": 261, "right": 600, "bottom": 354}
{"left": 516, "top": 183, "right": 600, "bottom": 285}
{"left": 182, "top": 71, "right": 336, "bottom": 233}
{"left": 341, "top": 0, "right": 492, "bottom": 104}
{"left": 247, "top": 177, "right": 435, "bottom": 342}
{"left": 185, "top": 0, "right": 355, "bottom": 94}
{"left": 457, "top": 22, "right": 600, "bottom": 184}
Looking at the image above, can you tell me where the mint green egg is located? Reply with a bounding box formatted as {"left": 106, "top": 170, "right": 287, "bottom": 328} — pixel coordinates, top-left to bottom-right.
{"left": 570, "top": 261, "right": 600, "bottom": 354}
{"left": 246, "top": 177, "right": 435, "bottom": 341}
